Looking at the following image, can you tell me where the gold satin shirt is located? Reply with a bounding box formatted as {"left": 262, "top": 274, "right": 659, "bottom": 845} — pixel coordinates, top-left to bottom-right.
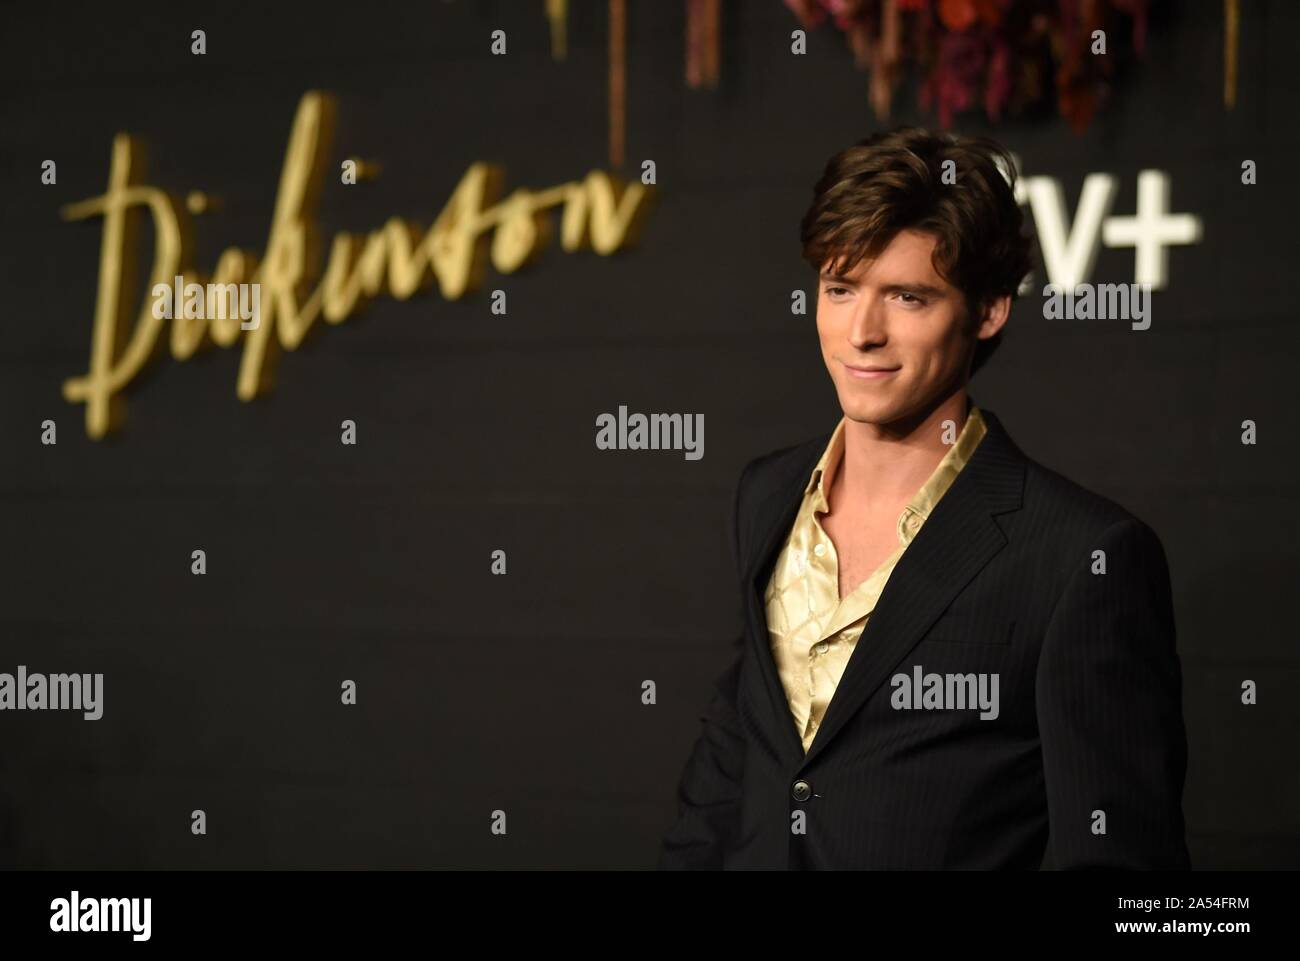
{"left": 763, "top": 406, "right": 987, "bottom": 753}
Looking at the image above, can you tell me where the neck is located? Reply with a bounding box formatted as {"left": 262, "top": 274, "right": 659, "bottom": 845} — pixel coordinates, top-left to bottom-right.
{"left": 832, "top": 389, "right": 971, "bottom": 514}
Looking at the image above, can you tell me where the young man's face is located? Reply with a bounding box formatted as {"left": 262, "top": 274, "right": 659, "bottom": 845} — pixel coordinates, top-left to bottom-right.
{"left": 816, "top": 228, "right": 990, "bottom": 428}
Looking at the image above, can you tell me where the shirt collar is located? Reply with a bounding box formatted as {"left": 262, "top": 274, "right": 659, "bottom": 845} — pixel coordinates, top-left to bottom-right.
{"left": 805, "top": 416, "right": 845, "bottom": 511}
{"left": 804, "top": 404, "right": 987, "bottom": 524}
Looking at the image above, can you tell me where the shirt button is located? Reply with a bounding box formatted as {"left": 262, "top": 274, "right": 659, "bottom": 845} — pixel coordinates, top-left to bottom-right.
{"left": 813, "top": 543, "right": 827, "bottom": 557}
{"left": 815, "top": 641, "right": 829, "bottom": 655}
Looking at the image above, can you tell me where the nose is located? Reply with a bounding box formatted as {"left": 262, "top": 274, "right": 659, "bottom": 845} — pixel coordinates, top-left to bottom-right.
{"left": 846, "top": 292, "right": 887, "bottom": 350}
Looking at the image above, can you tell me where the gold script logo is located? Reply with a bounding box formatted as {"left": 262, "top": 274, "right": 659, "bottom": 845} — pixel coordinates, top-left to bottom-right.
{"left": 60, "top": 91, "right": 656, "bottom": 439}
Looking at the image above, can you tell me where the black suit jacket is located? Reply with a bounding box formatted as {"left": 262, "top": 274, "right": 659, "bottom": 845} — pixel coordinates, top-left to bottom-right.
{"left": 658, "top": 405, "right": 1190, "bottom": 870}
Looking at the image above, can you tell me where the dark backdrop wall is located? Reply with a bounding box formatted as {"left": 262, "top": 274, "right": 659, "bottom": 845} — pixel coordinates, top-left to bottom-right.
{"left": 2, "top": 0, "right": 1297, "bottom": 869}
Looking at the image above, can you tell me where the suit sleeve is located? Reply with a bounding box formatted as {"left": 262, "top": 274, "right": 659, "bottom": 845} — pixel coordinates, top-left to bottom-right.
{"left": 657, "top": 459, "right": 756, "bottom": 870}
{"left": 1035, "top": 516, "right": 1191, "bottom": 869}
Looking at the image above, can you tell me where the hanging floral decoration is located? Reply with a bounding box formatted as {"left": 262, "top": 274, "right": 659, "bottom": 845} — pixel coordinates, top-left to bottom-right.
{"left": 781, "top": 0, "right": 1151, "bottom": 131}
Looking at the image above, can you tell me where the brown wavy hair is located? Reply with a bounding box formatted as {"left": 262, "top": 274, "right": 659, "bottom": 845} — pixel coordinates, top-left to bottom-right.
{"left": 800, "top": 127, "right": 1035, "bottom": 376}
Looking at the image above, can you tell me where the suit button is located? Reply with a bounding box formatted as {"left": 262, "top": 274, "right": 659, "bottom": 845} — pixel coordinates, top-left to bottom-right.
{"left": 792, "top": 779, "right": 812, "bottom": 801}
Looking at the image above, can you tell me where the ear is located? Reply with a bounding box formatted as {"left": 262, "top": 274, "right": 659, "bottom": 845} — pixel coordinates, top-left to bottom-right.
{"left": 973, "top": 294, "right": 1011, "bottom": 341}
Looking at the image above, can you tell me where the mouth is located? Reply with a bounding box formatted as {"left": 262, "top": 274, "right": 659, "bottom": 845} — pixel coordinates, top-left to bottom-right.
{"left": 843, "top": 362, "right": 901, "bottom": 380}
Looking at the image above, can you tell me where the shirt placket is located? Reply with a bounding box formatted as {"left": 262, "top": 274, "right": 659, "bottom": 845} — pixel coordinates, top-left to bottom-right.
{"left": 801, "top": 509, "right": 840, "bottom": 743}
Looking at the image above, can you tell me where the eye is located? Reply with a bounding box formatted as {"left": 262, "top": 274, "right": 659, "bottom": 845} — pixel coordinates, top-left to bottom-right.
{"left": 825, "top": 286, "right": 850, "bottom": 298}
{"left": 896, "top": 292, "right": 926, "bottom": 307}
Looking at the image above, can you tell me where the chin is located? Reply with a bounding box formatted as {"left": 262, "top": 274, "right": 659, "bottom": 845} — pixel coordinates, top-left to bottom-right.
{"left": 841, "top": 384, "right": 928, "bottom": 423}
{"left": 837, "top": 393, "right": 897, "bottom": 424}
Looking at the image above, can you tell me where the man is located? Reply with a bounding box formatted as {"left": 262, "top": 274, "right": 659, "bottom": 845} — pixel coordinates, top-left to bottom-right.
{"left": 658, "top": 128, "right": 1190, "bottom": 870}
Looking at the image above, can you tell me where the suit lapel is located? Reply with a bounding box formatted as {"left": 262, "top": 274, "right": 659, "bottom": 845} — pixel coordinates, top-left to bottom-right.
{"left": 739, "top": 436, "right": 829, "bottom": 764}
{"left": 739, "top": 406, "right": 1028, "bottom": 771}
